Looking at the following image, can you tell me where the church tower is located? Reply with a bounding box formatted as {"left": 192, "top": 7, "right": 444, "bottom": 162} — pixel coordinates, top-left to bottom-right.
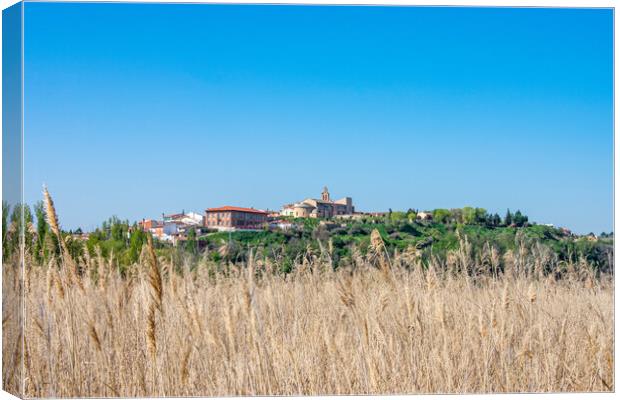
{"left": 321, "top": 186, "right": 330, "bottom": 202}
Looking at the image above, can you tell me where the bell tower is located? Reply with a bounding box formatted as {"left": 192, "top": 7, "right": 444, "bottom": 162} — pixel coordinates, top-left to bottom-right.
{"left": 321, "top": 186, "right": 330, "bottom": 202}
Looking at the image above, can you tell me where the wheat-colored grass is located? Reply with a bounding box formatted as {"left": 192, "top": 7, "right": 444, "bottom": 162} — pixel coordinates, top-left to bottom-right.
{"left": 1, "top": 198, "right": 614, "bottom": 397}
{"left": 1, "top": 246, "right": 612, "bottom": 397}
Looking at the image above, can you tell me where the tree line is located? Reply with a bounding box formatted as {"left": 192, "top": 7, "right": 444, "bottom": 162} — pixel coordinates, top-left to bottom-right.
{"left": 2, "top": 201, "right": 203, "bottom": 271}
{"left": 386, "top": 207, "right": 528, "bottom": 227}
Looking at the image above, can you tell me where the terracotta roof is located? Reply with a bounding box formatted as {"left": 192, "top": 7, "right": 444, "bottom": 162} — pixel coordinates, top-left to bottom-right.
{"left": 205, "top": 206, "right": 268, "bottom": 215}
{"left": 163, "top": 213, "right": 185, "bottom": 219}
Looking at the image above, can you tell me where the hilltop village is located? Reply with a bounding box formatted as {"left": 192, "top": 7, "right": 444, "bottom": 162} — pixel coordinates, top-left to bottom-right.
{"left": 18, "top": 185, "right": 605, "bottom": 275}
{"left": 128, "top": 186, "right": 597, "bottom": 250}
{"left": 138, "top": 187, "right": 386, "bottom": 244}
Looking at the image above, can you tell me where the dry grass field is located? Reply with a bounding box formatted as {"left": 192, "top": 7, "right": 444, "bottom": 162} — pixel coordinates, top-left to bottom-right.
{"left": 2, "top": 243, "right": 613, "bottom": 397}
{"left": 2, "top": 193, "right": 614, "bottom": 397}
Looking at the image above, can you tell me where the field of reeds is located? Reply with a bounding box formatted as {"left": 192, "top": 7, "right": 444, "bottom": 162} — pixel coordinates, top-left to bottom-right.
{"left": 2, "top": 191, "right": 615, "bottom": 397}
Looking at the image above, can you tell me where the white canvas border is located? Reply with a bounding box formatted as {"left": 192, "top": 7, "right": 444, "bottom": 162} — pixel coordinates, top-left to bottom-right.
{"left": 0, "top": 1, "right": 615, "bottom": 399}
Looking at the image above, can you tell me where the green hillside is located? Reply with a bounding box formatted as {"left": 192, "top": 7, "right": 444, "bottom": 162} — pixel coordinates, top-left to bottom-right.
{"left": 198, "top": 214, "right": 613, "bottom": 273}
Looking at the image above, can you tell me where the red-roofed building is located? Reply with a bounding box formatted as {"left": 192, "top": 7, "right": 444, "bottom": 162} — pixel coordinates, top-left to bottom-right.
{"left": 139, "top": 219, "right": 162, "bottom": 231}
{"left": 205, "top": 206, "right": 268, "bottom": 230}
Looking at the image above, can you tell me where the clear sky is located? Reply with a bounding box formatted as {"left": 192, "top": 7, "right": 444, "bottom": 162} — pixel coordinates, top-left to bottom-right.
{"left": 21, "top": 3, "right": 613, "bottom": 233}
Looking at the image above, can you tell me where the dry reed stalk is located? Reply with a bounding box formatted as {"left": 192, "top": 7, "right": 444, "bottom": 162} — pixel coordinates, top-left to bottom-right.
{"left": 528, "top": 283, "right": 537, "bottom": 303}
{"left": 181, "top": 340, "right": 192, "bottom": 385}
{"left": 145, "top": 235, "right": 163, "bottom": 395}
{"left": 370, "top": 229, "right": 394, "bottom": 286}
{"left": 42, "top": 186, "right": 84, "bottom": 292}
{"left": 501, "top": 280, "right": 510, "bottom": 310}
{"left": 146, "top": 236, "right": 163, "bottom": 313}
{"left": 88, "top": 321, "right": 102, "bottom": 353}
{"left": 42, "top": 186, "right": 60, "bottom": 238}
{"left": 336, "top": 274, "right": 355, "bottom": 310}
{"left": 426, "top": 263, "right": 438, "bottom": 291}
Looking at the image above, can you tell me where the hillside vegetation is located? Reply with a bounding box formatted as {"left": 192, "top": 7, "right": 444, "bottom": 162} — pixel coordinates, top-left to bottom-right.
{"left": 200, "top": 217, "right": 613, "bottom": 275}
{"left": 3, "top": 201, "right": 613, "bottom": 277}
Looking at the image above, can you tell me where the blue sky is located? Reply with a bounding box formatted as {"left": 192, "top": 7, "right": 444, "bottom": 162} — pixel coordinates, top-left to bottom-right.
{"left": 3, "top": 3, "right": 22, "bottom": 209}
{"left": 20, "top": 3, "right": 613, "bottom": 233}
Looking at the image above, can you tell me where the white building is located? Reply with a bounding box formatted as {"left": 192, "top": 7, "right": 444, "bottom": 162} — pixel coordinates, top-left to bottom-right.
{"left": 163, "top": 211, "right": 204, "bottom": 226}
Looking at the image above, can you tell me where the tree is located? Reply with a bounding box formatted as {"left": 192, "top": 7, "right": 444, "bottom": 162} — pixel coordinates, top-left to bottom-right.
{"left": 504, "top": 209, "right": 513, "bottom": 226}
{"left": 433, "top": 209, "right": 451, "bottom": 224}
{"left": 513, "top": 210, "right": 528, "bottom": 227}
{"left": 124, "top": 224, "right": 147, "bottom": 265}
{"left": 109, "top": 216, "right": 125, "bottom": 242}
{"left": 390, "top": 211, "right": 407, "bottom": 223}
{"left": 385, "top": 208, "right": 393, "bottom": 224}
{"left": 450, "top": 208, "right": 463, "bottom": 224}
{"left": 474, "top": 208, "right": 488, "bottom": 224}
{"left": 33, "top": 201, "right": 49, "bottom": 263}
{"left": 2, "top": 201, "right": 9, "bottom": 260}
{"left": 64, "top": 235, "right": 84, "bottom": 262}
{"left": 186, "top": 227, "right": 197, "bottom": 254}
{"left": 8, "top": 204, "right": 33, "bottom": 257}
{"left": 462, "top": 207, "right": 476, "bottom": 225}
{"left": 406, "top": 209, "right": 417, "bottom": 223}
{"left": 492, "top": 213, "right": 501, "bottom": 227}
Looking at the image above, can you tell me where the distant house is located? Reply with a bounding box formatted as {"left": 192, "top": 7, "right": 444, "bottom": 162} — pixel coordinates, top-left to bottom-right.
{"left": 280, "top": 204, "right": 295, "bottom": 217}
{"left": 266, "top": 210, "right": 282, "bottom": 219}
{"left": 70, "top": 232, "right": 90, "bottom": 241}
{"left": 137, "top": 220, "right": 172, "bottom": 241}
{"left": 149, "top": 224, "right": 167, "bottom": 241}
{"left": 269, "top": 219, "right": 297, "bottom": 230}
{"left": 205, "top": 206, "right": 268, "bottom": 231}
{"left": 139, "top": 219, "right": 161, "bottom": 231}
{"left": 138, "top": 212, "right": 204, "bottom": 243}
{"left": 417, "top": 211, "right": 433, "bottom": 221}
{"left": 163, "top": 222, "right": 182, "bottom": 236}
{"left": 334, "top": 213, "right": 366, "bottom": 221}
{"left": 162, "top": 211, "right": 204, "bottom": 226}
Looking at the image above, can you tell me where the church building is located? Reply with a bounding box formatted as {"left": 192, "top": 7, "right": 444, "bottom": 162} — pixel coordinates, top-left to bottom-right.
{"left": 281, "top": 187, "right": 354, "bottom": 218}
